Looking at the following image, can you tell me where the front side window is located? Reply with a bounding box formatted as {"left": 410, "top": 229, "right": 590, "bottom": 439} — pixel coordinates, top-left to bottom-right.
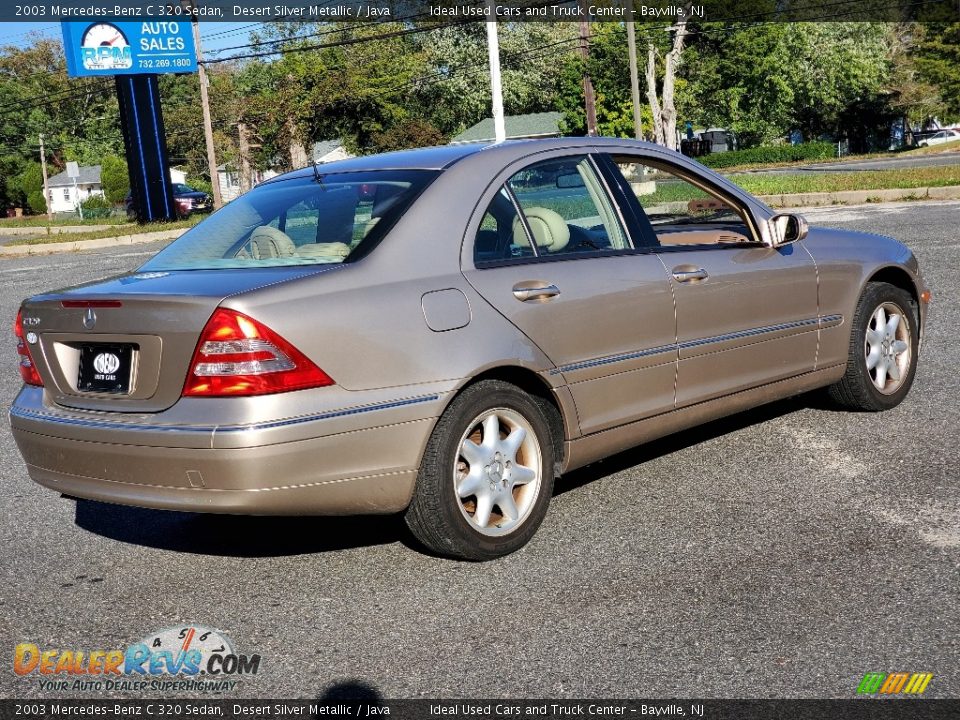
{"left": 609, "top": 156, "right": 756, "bottom": 247}
{"left": 473, "top": 155, "right": 629, "bottom": 265}
{"left": 139, "top": 170, "right": 437, "bottom": 271}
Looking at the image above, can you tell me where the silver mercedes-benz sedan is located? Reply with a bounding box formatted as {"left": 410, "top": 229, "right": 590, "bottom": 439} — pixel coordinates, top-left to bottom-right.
{"left": 11, "top": 138, "right": 930, "bottom": 560}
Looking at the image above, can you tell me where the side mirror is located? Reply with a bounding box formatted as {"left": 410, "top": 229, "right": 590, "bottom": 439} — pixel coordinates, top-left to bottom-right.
{"left": 770, "top": 213, "right": 809, "bottom": 246}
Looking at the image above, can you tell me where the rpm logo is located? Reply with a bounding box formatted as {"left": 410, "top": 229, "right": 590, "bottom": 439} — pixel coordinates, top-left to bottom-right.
{"left": 80, "top": 23, "right": 133, "bottom": 71}
{"left": 93, "top": 353, "right": 120, "bottom": 376}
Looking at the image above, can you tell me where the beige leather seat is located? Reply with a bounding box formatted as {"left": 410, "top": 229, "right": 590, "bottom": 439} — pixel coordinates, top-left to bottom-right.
{"left": 295, "top": 242, "right": 352, "bottom": 262}
{"left": 512, "top": 207, "right": 571, "bottom": 253}
{"left": 249, "top": 226, "right": 296, "bottom": 259}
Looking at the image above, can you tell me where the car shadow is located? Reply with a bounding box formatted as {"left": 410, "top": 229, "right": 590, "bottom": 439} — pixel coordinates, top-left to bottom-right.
{"left": 73, "top": 500, "right": 409, "bottom": 557}
{"left": 73, "top": 394, "right": 825, "bottom": 556}
{"left": 553, "top": 394, "right": 814, "bottom": 497}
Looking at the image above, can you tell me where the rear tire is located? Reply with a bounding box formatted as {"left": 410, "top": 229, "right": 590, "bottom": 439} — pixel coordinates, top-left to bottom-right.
{"left": 827, "top": 281, "right": 918, "bottom": 411}
{"left": 405, "top": 380, "right": 555, "bottom": 561}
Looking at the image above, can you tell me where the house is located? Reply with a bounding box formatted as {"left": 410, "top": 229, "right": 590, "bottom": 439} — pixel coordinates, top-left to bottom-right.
{"left": 312, "top": 139, "right": 353, "bottom": 164}
{"left": 46, "top": 165, "right": 104, "bottom": 214}
{"left": 46, "top": 165, "right": 190, "bottom": 214}
{"left": 217, "top": 164, "right": 279, "bottom": 202}
{"left": 450, "top": 112, "right": 565, "bottom": 144}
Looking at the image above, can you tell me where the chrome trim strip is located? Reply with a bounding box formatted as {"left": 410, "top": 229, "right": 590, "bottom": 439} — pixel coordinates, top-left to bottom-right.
{"left": 550, "top": 314, "right": 843, "bottom": 375}
{"left": 678, "top": 317, "right": 820, "bottom": 350}
{"left": 9, "top": 394, "right": 440, "bottom": 435}
{"left": 549, "top": 344, "right": 675, "bottom": 375}
{"left": 218, "top": 395, "right": 441, "bottom": 433}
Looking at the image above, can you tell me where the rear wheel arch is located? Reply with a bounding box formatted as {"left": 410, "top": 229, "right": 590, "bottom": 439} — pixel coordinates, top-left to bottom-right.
{"left": 445, "top": 366, "right": 568, "bottom": 476}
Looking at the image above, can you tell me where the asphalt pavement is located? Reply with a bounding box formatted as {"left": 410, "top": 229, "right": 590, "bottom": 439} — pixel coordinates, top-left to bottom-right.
{"left": 0, "top": 201, "right": 957, "bottom": 700}
{"left": 732, "top": 151, "right": 960, "bottom": 175}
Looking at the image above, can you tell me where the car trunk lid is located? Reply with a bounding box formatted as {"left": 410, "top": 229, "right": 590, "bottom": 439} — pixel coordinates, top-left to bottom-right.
{"left": 20, "top": 267, "right": 335, "bottom": 413}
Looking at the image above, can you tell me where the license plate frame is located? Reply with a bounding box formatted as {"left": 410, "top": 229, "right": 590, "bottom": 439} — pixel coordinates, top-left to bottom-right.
{"left": 77, "top": 344, "right": 134, "bottom": 394}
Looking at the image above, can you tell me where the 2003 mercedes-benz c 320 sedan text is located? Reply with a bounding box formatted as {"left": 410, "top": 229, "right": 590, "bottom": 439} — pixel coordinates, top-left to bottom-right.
{"left": 11, "top": 138, "right": 930, "bottom": 560}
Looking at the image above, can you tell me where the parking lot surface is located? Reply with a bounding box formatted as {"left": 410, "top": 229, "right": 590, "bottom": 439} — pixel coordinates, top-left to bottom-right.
{"left": 0, "top": 201, "right": 957, "bottom": 699}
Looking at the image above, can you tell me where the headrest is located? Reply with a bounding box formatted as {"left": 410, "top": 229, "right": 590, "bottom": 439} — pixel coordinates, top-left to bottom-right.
{"left": 512, "top": 207, "right": 570, "bottom": 252}
{"left": 250, "top": 226, "right": 295, "bottom": 258}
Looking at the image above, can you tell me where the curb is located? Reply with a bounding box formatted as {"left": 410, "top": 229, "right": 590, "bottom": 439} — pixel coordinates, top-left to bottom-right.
{"left": 0, "top": 224, "right": 117, "bottom": 237}
{"left": 0, "top": 228, "right": 186, "bottom": 256}
{"left": 758, "top": 185, "right": 960, "bottom": 207}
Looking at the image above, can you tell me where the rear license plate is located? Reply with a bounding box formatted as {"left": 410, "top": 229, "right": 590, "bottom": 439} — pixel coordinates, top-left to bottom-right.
{"left": 77, "top": 344, "right": 134, "bottom": 394}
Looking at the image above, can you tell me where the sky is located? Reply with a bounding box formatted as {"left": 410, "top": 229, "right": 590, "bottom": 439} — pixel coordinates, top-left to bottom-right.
{"left": 0, "top": 21, "right": 256, "bottom": 55}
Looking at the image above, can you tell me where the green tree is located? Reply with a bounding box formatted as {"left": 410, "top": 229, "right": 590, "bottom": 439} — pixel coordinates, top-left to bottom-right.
{"left": 914, "top": 23, "right": 960, "bottom": 119}
{"left": 100, "top": 154, "right": 128, "bottom": 204}
{"left": 8, "top": 162, "right": 45, "bottom": 214}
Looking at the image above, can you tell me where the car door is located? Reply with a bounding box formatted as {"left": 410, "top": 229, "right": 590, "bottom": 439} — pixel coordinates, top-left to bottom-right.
{"left": 602, "top": 152, "right": 819, "bottom": 407}
{"left": 462, "top": 152, "right": 677, "bottom": 436}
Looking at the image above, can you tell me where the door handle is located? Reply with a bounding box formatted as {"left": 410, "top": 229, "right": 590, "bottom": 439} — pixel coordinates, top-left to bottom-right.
{"left": 512, "top": 283, "right": 561, "bottom": 302}
{"left": 671, "top": 268, "right": 709, "bottom": 283}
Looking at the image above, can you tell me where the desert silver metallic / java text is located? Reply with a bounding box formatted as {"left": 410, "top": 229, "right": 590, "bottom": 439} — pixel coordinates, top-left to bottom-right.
{"left": 454, "top": 408, "right": 542, "bottom": 537}
{"left": 864, "top": 302, "right": 911, "bottom": 395}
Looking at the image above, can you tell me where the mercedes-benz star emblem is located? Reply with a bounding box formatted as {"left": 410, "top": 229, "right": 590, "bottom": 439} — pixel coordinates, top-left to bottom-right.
{"left": 82, "top": 308, "right": 96, "bottom": 330}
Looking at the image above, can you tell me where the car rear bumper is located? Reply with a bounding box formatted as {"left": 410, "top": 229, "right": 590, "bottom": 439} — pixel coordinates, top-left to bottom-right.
{"left": 10, "top": 386, "right": 447, "bottom": 515}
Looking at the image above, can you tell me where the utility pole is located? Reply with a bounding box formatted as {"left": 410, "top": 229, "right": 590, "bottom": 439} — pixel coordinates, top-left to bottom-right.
{"left": 189, "top": 0, "right": 222, "bottom": 209}
{"left": 237, "top": 121, "right": 252, "bottom": 194}
{"left": 38, "top": 133, "right": 51, "bottom": 221}
{"left": 485, "top": 1, "right": 505, "bottom": 143}
{"left": 625, "top": 1, "right": 643, "bottom": 140}
{"left": 579, "top": 13, "right": 598, "bottom": 136}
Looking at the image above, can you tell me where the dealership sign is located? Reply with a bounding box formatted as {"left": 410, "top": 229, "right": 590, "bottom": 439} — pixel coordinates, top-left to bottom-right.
{"left": 61, "top": 21, "right": 197, "bottom": 77}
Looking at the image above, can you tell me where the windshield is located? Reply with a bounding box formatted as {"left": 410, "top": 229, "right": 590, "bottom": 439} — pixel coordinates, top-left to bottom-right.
{"left": 172, "top": 183, "right": 196, "bottom": 194}
{"left": 140, "top": 170, "right": 437, "bottom": 271}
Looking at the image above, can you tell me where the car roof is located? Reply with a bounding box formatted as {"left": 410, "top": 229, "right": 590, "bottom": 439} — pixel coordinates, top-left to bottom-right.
{"left": 259, "top": 137, "right": 675, "bottom": 185}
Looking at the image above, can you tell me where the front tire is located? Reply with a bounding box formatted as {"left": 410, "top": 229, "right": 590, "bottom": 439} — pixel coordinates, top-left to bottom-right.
{"left": 827, "top": 281, "right": 919, "bottom": 411}
{"left": 405, "top": 380, "right": 556, "bottom": 561}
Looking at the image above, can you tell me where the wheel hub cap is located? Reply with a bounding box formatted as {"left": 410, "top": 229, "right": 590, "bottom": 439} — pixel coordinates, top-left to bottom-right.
{"left": 864, "top": 301, "right": 911, "bottom": 395}
{"left": 454, "top": 408, "right": 542, "bottom": 537}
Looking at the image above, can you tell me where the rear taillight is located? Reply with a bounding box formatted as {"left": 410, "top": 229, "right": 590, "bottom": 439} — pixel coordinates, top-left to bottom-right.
{"left": 13, "top": 309, "right": 43, "bottom": 387}
{"left": 183, "top": 308, "right": 333, "bottom": 397}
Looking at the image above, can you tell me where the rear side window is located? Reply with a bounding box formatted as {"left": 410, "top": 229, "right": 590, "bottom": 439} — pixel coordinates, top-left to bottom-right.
{"left": 140, "top": 170, "right": 437, "bottom": 271}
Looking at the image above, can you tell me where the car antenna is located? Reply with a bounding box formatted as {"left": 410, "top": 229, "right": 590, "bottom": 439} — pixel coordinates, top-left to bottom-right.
{"left": 311, "top": 161, "right": 326, "bottom": 189}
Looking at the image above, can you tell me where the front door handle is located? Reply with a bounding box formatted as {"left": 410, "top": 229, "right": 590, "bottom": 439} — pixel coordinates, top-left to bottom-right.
{"left": 672, "top": 267, "right": 709, "bottom": 283}
{"left": 512, "top": 283, "right": 561, "bottom": 302}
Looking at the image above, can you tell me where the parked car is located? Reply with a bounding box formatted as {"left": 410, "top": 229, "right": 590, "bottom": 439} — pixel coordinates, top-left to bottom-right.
{"left": 918, "top": 129, "right": 960, "bottom": 147}
{"left": 11, "top": 138, "right": 930, "bottom": 560}
{"left": 125, "top": 183, "right": 213, "bottom": 219}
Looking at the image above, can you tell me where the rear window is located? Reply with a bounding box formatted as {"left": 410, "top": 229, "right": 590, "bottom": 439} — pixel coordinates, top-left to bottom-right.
{"left": 140, "top": 170, "right": 437, "bottom": 271}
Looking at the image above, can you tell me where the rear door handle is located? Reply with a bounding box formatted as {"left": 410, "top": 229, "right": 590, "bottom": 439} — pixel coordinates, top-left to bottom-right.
{"left": 512, "top": 283, "right": 561, "bottom": 302}
{"left": 671, "top": 268, "right": 709, "bottom": 283}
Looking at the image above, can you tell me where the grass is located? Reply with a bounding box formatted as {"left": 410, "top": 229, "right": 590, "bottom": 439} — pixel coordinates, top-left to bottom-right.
{"left": 8, "top": 217, "right": 200, "bottom": 246}
{"left": 730, "top": 165, "right": 960, "bottom": 196}
{"left": 712, "top": 140, "right": 960, "bottom": 173}
{"left": 0, "top": 214, "right": 128, "bottom": 228}
{"left": 906, "top": 139, "right": 960, "bottom": 155}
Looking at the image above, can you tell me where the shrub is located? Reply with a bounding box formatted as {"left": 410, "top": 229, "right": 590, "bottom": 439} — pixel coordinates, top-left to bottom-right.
{"left": 100, "top": 155, "right": 129, "bottom": 204}
{"left": 80, "top": 194, "right": 112, "bottom": 218}
{"left": 186, "top": 177, "right": 213, "bottom": 195}
{"left": 700, "top": 141, "right": 836, "bottom": 169}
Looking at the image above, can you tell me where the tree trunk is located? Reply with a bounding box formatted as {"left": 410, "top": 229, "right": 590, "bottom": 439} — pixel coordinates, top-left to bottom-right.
{"left": 287, "top": 116, "right": 309, "bottom": 170}
{"left": 646, "top": 12, "right": 690, "bottom": 150}
{"left": 646, "top": 45, "right": 664, "bottom": 146}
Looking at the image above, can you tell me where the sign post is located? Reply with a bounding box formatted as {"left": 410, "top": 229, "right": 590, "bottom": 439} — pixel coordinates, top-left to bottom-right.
{"left": 61, "top": 20, "right": 198, "bottom": 223}
{"left": 66, "top": 161, "right": 82, "bottom": 220}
